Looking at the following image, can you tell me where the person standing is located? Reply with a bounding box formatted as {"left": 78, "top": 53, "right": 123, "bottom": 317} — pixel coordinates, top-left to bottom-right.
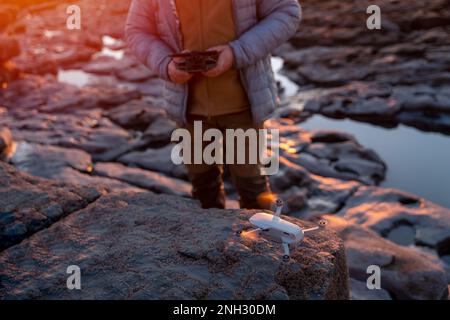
{"left": 126, "top": 0, "right": 302, "bottom": 209}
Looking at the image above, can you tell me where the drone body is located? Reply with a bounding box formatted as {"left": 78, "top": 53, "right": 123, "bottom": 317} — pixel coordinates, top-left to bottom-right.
{"left": 249, "top": 212, "right": 304, "bottom": 245}
{"left": 239, "top": 199, "right": 326, "bottom": 261}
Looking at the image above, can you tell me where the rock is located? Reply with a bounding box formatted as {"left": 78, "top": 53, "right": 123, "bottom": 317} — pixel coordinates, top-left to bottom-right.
{"left": 0, "top": 127, "right": 15, "bottom": 160}
{"left": 118, "top": 144, "right": 188, "bottom": 180}
{"left": 327, "top": 215, "right": 449, "bottom": 300}
{"left": 283, "top": 140, "right": 385, "bottom": 185}
{"left": 397, "top": 111, "right": 450, "bottom": 134}
{"left": 281, "top": 186, "right": 308, "bottom": 212}
{"left": 4, "top": 106, "right": 141, "bottom": 162}
{"left": 269, "top": 119, "right": 386, "bottom": 186}
{"left": 10, "top": 142, "right": 144, "bottom": 193}
{"left": 14, "top": 46, "right": 97, "bottom": 75}
{"left": 0, "top": 36, "right": 20, "bottom": 84}
{"left": 0, "top": 5, "right": 18, "bottom": 31}
{"left": 305, "top": 175, "right": 360, "bottom": 217}
{"left": 336, "top": 187, "right": 450, "bottom": 260}
{"left": 270, "top": 158, "right": 313, "bottom": 192}
{"left": 115, "top": 64, "right": 155, "bottom": 82}
{"left": 302, "top": 82, "right": 399, "bottom": 119}
{"left": 278, "top": 0, "right": 450, "bottom": 134}
{"left": 270, "top": 157, "right": 360, "bottom": 217}
{"left": 142, "top": 116, "right": 177, "bottom": 146}
{"left": 106, "top": 99, "right": 166, "bottom": 131}
{"left": 349, "top": 278, "right": 392, "bottom": 300}
{"left": 11, "top": 138, "right": 191, "bottom": 197}
{"left": 94, "top": 162, "right": 192, "bottom": 197}
{"left": 4, "top": 0, "right": 131, "bottom": 74}
{"left": 82, "top": 55, "right": 135, "bottom": 75}
{"left": 0, "top": 189, "right": 349, "bottom": 299}
{"left": 333, "top": 158, "right": 386, "bottom": 183}
{"left": 0, "top": 36, "right": 20, "bottom": 63}
{"left": 131, "top": 78, "right": 165, "bottom": 98}
{"left": 0, "top": 161, "right": 104, "bottom": 251}
{"left": 0, "top": 74, "right": 140, "bottom": 114}
{"left": 84, "top": 85, "right": 141, "bottom": 109}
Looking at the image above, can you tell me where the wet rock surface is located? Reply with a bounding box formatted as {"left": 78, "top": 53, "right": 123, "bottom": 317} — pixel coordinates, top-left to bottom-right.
{"left": 336, "top": 187, "right": 450, "bottom": 258}
{"left": 0, "top": 166, "right": 349, "bottom": 300}
{"left": 327, "top": 216, "right": 449, "bottom": 300}
{"left": 271, "top": 118, "right": 386, "bottom": 186}
{"left": 349, "top": 278, "right": 392, "bottom": 300}
{"left": 10, "top": 141, "right": 145, "bottom": 192}
{"left": 279, "top": 0, "right": 450, "bottom": 134}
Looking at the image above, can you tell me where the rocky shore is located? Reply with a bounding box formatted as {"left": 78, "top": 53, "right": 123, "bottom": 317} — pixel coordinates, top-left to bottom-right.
{"left": 277, "top": 0, "right": 450, "bottom": 134}
{"left": 1, "top": 0, "right": 449, "bottom": 299}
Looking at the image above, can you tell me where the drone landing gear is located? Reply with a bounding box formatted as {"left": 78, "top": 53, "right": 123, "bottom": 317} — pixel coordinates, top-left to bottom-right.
{"left": 282, "top": 243, "right": 290, "bottom": 262}
{"left": 237, "top": 228, "right": 291, "bottom": 262}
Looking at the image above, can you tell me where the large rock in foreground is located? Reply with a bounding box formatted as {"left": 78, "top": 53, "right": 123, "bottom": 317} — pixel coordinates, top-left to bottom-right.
{"left": 0, "top": 188, "right": 349, "bottom": 299}
{"left": 0, "top": 162, "right": 104, "bottom": 251}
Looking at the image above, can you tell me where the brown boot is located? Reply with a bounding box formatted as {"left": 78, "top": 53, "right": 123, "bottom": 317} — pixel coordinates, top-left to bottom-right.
{"left": 233, "top": 175, "right": 271, "bottom": 209}
{"left": 189, "top": 166, "right": 226, "bottom": 209}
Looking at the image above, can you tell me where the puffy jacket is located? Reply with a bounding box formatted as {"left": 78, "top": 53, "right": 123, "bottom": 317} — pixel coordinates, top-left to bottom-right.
{"left": 125, "top": 0, "right": 302, "bottom": 125}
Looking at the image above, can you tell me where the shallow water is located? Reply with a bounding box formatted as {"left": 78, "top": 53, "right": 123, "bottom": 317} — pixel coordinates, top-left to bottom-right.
{"left": 301, "top": 115, "right": 450, "bottom": 209}
{"left": 58, "top": 36, "right": 124, "bottom": 87}
{"left": 57, "top": 69, "right": 118, "bottom": 88}
{"left": 271, "top": 56, "right": 299, "bottom": 98}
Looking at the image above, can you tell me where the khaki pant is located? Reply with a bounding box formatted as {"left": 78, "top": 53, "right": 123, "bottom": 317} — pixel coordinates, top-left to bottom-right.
{"left": 184, "top": 110, "right": 271, "bottom": 209}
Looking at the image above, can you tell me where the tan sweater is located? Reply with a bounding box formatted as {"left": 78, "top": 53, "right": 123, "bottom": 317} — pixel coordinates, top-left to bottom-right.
{"left": 175, "top": 0, "right": 250, "bottom": 117}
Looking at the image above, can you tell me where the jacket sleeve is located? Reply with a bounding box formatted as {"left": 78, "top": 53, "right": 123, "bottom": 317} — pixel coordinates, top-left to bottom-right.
{"left": 125, "top": 0, "right": 174, "bottom": 81}
{"left": 229, "top": 0, "right": 302, "bottom": 69}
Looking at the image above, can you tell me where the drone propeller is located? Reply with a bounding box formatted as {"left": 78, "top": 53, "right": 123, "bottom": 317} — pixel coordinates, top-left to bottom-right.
{"left": 318, "top": 219, "right": 328, "bottom": 227}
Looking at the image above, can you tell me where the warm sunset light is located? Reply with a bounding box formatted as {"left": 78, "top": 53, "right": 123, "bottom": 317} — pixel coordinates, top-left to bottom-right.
{"left": 0, "top": 0, "right": 449, "bottom": 306}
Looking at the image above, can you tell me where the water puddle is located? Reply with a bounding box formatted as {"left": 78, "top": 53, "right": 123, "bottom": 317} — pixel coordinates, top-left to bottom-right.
{"left": 271, "top": 56, "right": 299, "bottom": 98}
{"left": 58, "top": 36, "right": 125, "bottom": 87}
{"left": 99, "top": 35, "right": 125, "bottom": 60}
{"left": 301, "top": 115, "right": 450, "bottom": 208}
{"left": 387, "top": 225, "right": 416, "bottom": 246}
{"left": 57, "top": 69, "right": 117, "bottom": 88}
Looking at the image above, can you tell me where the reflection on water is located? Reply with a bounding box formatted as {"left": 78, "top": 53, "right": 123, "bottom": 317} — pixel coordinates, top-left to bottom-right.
{"left": 58, "top": 36, "right": 125, "bottom": 87}
{"left": 99, "top": 35, "right": 125, "bottom": 60}
{"left": 271, "top": 57, "right": 299, "bottom": 98}
{"left": 57, "top": 69, "right": 117, "bottom": 88}
{"left": 301, "top": 115, "right": 450, "bottom": 209}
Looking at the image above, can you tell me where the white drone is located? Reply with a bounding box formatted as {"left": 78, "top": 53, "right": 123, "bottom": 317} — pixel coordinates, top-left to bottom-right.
{"left": 237, "top": 199, "right": 327, "bottom": 261}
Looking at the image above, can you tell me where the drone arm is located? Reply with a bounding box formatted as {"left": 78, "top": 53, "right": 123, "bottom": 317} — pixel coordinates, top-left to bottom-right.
{"left": 244, "top": 228, "right": 262, "bottom": 235}
{"left": 274, "top": 199, "right": 283, "bottom": 217}
{"left": 303, "top": 226, "right": 320, "bottom": 233}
